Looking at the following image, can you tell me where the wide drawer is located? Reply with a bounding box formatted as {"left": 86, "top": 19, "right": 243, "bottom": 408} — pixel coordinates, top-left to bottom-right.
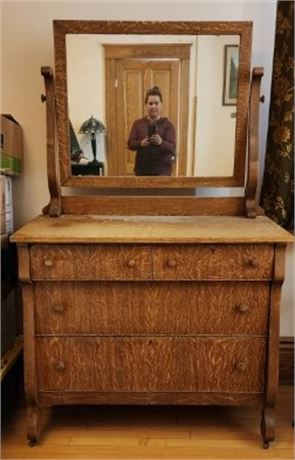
{"left": 30, "top": 244, "right": 273, "bottom": 281}
{"left": 30, "top": 245, "right": 152, "bottom": 280}
{"left": 35, "top": 281, "right": 270, "bottom": 335}
{"left": 36, "top": 337, "right": 266, "bottom": 393}
{"left": 153, "top": 244, "right": 274, "bottom": 280}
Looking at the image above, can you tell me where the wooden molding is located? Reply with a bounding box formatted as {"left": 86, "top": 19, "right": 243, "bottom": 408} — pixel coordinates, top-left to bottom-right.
{"left": 104, "top": 44, "right": 191, "bottom": 59}
{"left": 279, "top": 337, "right": 294, "bottom": 385}
{"left": 47, "top": 195, "right": 246, "bottom": 216}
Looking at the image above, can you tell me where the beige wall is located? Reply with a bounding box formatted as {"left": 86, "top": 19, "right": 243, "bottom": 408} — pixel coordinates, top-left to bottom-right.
{"left": 195, "top": 35, "right": 238, "bottom": 176}
{"left": 2, "top": 1, "right": 293, "bottom": 336}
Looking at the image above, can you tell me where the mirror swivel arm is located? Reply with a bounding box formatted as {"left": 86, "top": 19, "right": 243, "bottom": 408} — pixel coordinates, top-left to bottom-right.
{"left": 245, "top": 67, "right": 264, "bottom": 218}
{"left": 41, "top": 66, "right": 61, "bottom": 217}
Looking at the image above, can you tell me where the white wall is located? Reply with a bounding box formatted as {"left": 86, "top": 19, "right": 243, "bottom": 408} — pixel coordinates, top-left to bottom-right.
{"left": 2, "top": 0, "right": 293, "bottom": 336}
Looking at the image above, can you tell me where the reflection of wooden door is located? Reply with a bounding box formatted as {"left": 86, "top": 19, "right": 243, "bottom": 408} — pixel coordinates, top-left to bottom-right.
{"left": 105, "top": 45, "right": 190, "bottom": 176}
{"left": 117, "top": 60, "right": 179, "bottom": 175}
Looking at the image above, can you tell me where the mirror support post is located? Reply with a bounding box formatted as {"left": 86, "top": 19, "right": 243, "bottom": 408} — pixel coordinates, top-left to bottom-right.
{"left": 245, "top": 67, "right": 264, "bottom": 218}
{"left": 41, "top": 66, "right": 61, "bottom": 217}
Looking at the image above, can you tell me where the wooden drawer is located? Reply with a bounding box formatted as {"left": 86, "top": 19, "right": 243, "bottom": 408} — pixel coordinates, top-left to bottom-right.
{"left": 30, "top": 244, "right": 273, "bottom": 281}
{"left": 153, "top": 244, "right": 274, "bottom": 280}
{"left": 35, "top": 281, "right": 270, "bottom": 335}
{"left": 30, "top": 245, "right": 152, "bottom": 280}
{"left": 36, "top": 337, "right": 266, "bottom": 393}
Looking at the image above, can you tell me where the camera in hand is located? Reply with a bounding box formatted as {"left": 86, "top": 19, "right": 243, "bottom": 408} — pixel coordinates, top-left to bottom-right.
{"left": 148, "top": 124, "right": 156, "bottom": 138}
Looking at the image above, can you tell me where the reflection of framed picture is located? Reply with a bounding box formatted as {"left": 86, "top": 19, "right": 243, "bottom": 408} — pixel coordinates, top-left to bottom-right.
{"left": 222, "top": 45, "right": 239, "bottom": 106}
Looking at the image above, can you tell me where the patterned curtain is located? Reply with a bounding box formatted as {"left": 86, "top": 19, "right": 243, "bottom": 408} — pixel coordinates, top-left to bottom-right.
{"left": 260, "top": 0, "right": 294, "bottom": 230}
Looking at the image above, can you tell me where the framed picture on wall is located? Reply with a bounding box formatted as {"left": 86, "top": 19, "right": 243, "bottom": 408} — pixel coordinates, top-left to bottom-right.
{"left": 222, "top": 45, "right": 239, "bottom": 106}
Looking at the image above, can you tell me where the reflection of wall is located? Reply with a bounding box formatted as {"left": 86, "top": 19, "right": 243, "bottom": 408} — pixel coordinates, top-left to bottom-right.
{"left": 66, "top": 35, "right": 106, "bottom": 164}
{"left": 67, "top": 34, "right": 196, "bottom": 171}
{"left": 195, "top": 35, "right": 239, "bottom": 177}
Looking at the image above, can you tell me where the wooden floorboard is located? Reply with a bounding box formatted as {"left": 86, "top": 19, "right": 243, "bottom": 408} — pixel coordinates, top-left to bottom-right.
{"left": 2, "top": 385, "right": 294, "bottom": 459}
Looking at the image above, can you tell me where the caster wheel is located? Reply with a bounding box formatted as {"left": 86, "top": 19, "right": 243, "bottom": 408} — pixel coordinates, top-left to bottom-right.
{"left": 263, "top": 441, "right": 269, "bottom": 449}
{"left": 29, "top": 440, "right": 36, "bottom": 447}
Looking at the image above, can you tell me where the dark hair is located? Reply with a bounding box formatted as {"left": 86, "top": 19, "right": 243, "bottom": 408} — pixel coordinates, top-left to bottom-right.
{"left": 145, "top": 86, "right": 163, "bottom": 104}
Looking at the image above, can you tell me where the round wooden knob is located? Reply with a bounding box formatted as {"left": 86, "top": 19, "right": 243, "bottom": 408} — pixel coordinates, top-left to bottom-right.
{"left": 44, "top": 258, "right": 53, "bottom": 267}
{"left": 55, "top": 361, "right": 65, "bottom": 371}
{"left": 167, "top": 259, "right": 177, "bottom": 268}
{"left": 236, "top": 303, "right": 249, "bottom": 314}
{"left": 126, "top": 259, "right": 136, "bottom": 268}
{"left": 235, "top": 361, "right": 247, "bottom": 372}
{"left": 52, "top": 304, "right": 65, "bottom": 314}
{"left": 247, "top": 257, "right": 258, "bottom": 268}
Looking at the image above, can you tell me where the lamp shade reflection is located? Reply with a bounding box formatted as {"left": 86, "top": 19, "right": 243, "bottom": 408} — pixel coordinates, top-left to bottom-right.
{"left": 79, "top": 116, "right": 106, "bottom": 163}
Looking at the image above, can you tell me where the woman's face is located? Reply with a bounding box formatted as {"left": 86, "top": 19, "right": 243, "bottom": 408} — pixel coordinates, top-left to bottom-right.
{"left": 146, "top": 95, "right": 162, "bottom": 120}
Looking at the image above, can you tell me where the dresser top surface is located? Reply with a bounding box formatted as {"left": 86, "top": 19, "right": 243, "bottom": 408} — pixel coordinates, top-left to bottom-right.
{"left": 10, "top": 215, "right": 293, "bottom": 244}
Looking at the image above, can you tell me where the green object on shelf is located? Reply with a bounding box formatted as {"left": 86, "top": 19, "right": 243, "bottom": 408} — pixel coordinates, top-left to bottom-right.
{"left": 0, "top": 152, "right": 21, "bottom": 175}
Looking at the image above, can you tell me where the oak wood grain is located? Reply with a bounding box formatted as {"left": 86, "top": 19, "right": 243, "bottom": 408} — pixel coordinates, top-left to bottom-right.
{"left": 153, "top": 244, "right": 274, "bottom": 280}
{"left": 34, "top": 281, "right": 269, "bottom": 336}
{"left": 261, "top": 244, "right": 287, "bottom": 444}
{"left": 20, "top": 244, "right": 41, "bottom": 443}
{"left": 245, "top": 67, "right": 264, "bottom": 218}
{"left": 29, "top": 244, "right": 273, "bottom": 281}
{"left": 11, "top": 215, "right": 293, "bottom": 244}
{"left": 30, "top": 245, "right": 152, "bottom": 280}
{"left": 38, "top": 391, "right": 263, "bottom": 407}
{"left": 41, "top": 67, "right": 61, "bottom": 217}
{"left": 59, "top": 196, "right": 245, "bottom": 216}
{"left": 11, "top": 214, "right": 292, "bottom": 447}
{"left": 36, "top": 337, "right": 266, "bottom": 393}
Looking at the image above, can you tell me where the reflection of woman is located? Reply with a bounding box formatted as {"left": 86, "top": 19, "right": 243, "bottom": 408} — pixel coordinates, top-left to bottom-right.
{"left": 127, "top": 86, "right": 176, "bottom": 176}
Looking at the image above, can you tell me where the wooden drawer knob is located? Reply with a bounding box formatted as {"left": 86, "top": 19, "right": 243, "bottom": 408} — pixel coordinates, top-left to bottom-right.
{"left": 52, "top": 304, "right": 65, "bottom": 314}
{"left": 44, "top": 258, "right": 54, "bottom": 267}
{"left": 167, "top": 259, "right": 177, "bottom": 268}
{"left": 247, "top": 257, "right": 259, "bottom": 268}
{"left": 235, "top": 361, "right": 247, "bottom": 372}
{"left": 236, "top": 303, "right": 249, "bottom": 314}
{"left": 55, "top": 361, "right": 66, "bottom": 372}
{"left": 126, "top": 259, "right": 136, "bottom": 268}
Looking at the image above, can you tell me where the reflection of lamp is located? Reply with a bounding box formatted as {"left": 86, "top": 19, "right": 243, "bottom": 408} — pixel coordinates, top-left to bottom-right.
{"left": 79, "top": 115, "right": 106, "bottom": 164}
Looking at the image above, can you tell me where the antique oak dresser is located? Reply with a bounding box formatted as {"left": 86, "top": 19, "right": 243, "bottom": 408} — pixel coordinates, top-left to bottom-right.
{"left": 11, "top": 20, "right": 293, "bottom": 448}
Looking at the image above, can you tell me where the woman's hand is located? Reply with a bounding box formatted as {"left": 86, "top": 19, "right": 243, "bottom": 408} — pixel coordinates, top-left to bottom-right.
{"left": 149, "top": 134, "right": 162, "bottom": 146}
{"left": 140, "top": 137, "right": 150, "bottom": 147}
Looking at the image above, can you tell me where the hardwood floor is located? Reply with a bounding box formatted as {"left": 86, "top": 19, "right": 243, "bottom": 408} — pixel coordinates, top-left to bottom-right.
{"left": 2, "top": 386, "right": 294, "bottom": 459}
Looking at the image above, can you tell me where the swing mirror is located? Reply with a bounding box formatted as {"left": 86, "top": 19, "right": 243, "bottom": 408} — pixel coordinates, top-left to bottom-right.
{"left": 53, "top": 20, "right": 252, "bottom": 188}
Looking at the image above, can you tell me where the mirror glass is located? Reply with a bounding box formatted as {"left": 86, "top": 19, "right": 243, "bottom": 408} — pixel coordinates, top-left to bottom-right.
{"left": 66, "top": 33, "right": 240, "bottom": 178}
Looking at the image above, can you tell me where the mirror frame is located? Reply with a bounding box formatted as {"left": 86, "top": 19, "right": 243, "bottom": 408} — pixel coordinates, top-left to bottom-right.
{"left": 53, "top": 20, "right": 252, "bottom": 188}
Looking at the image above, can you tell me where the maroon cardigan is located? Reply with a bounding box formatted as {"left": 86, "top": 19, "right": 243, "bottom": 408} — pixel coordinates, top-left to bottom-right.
{"left": 127, "top": 116, "right": 176, "bottom": 176}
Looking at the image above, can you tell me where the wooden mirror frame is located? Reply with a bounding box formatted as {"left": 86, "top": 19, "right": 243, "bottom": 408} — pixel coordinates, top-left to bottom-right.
{"left": 53, "top": 20, "right": 252, "bottom": 189}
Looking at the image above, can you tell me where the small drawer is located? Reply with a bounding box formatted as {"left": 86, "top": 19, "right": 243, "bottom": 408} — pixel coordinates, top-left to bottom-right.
{"left": 30, "top": 245, "right": 152, "bottom": 280}
{"left": 153, "top": 244, "right": 274, "bottom": 280}
{"left": 35, "top": 281, "right": 269, "bottom": 336}
{"left": 36, "top": 337, "right": 266, "bottom": 393}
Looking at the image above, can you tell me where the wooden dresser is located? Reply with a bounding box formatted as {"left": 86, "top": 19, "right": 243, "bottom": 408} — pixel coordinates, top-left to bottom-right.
{"left": 11, "top": 214, "right": 292, "bottom": 447}
{"left": 10, "top": 19, "right": 293, "bottom": 449}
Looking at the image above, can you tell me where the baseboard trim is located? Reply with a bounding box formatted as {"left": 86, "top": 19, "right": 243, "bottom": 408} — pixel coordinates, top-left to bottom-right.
{"left": 279, "top": 336, "right": 294, "bottom": 384}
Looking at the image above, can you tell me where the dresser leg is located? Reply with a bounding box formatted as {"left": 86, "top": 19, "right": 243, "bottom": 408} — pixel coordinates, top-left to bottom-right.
{"left": 261, "top": 407, "right": 275, "bottom": 449}
{"left": 27, "top": 405, "right": 41, "bottom": 446}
